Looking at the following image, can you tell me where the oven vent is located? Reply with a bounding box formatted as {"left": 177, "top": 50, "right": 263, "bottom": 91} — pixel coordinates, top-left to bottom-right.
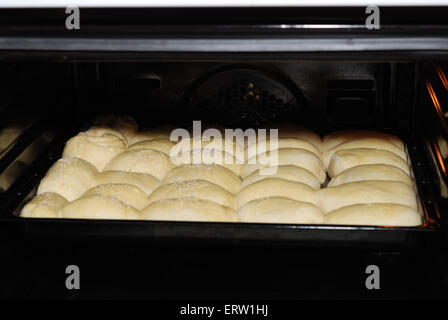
{"left": 183, "top": 65, "right": 308, "bottom": 128}
{"left": 326, "top": 79, "right": 376, "bottom": 124}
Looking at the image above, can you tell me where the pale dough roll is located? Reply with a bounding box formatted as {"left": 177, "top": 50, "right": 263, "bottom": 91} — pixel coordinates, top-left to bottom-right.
{"left": 323, "top": 130, "right": 404, "bottom": 152}
{"left": 323, "top": 137, "right": 407, "bottom": 169}
{"left": 83, "top": 183, "right": 149, "bottom": 210}
{"left": 245, "top": 138, "right": 322, "bottom": 160}
{"left": 141, "top": 197, "right": 239, "bottom": 222}
{"left": 318, "top": 180, "right": 418, "bottom": 214}
{"left": 328, "top": 164, "right": 413, "bottom": 188}
{"left": 93, "top": 114, "right": 139, "bottom": 142}
{"left": 173, "top": 136, "right": 245, "bottom": 160}
{"left": 237, "top": 178, "right": 318, "bottom": 209}
{"left": 239, "top": 197, "right": 324, "bottom": 224}
{"left": 37, "top": 157, "right": 98, "bottom": 201}
{"left": 58, "top": 194, "right": 140, "bottom": 220}
{"left": 148, "top": 180, "right": 236, "bottom": 210}
{"left": 163, "top": 164, "right": 241, "bottom": 194}
{"left": 95, "top": 170, "right": 160, "bottom": 196}
{"left": 261, "top": 124, "right": 322, "bottom": 150}
{"left": 324, "top": 203, "right": 422, "bottom": 226}
{"left": 80, "top": 126, "right": 127, "bottom": 144}
{"left": 104, "top": 149, "right": 175, "bottom": 180}
{"left": 20, "top": 192, "right": 68, "bottom": 218}
{"left": 328, "top": 148, "right": 410, "bottom": 178}
{"left": 62, "top": 127, "right": 127, "bottom": 171}
{"left": 128, "top": 138, "right": 175, "bottom": 156}
{"left": 129, "top": 125, "right": 178, "bottom": 144}
{"left": 174, "top": 149, "right": 243, "bottom": 176}
{"left": 241, "top": 165, "right": 321, "bottom": 190}
{"left": 242, "top": 148, "right": 326, "bottom": 183}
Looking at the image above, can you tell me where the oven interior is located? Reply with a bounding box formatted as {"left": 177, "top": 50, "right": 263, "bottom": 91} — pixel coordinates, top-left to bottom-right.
{"left": 0, "top": 59, "right": 446, "bottom": 247}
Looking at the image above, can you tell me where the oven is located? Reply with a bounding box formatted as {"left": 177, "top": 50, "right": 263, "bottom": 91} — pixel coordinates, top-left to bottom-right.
{"left": 0, "top": 4, "right": 447, "bottom": 301}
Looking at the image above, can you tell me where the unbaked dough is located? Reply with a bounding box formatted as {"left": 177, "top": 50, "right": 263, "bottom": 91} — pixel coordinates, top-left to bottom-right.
{"left": 95, "top": 170, "right": 160, "bottom": 196}
{"left": 328, "top": 164, "right": 413, "bottom": 188}
{"left": 37, "top": 157, "right": 98, "bottom": 201}
{"left": 148, "top": 180, "right": 236, "bottom": 210}
{"left": 141, "top": 197, "right": 239, "bottom": 222}
{"left": 173, "top": 149, "right": 243, "bottom": 176}
{"left": 323, "top": 137, "right": 407, "bottom": 169}
{"left": 93, "top": 114, "right": 139, "bottom": 142}
{"left": 261, "top": 124, "right": 322, "bottom": 150}
{"left": 83, "top": 183, "right": 149, "bottom": 210}
{"left": 242, "top": 148, "right": 326, "bottom": 183}
{"left": 62, "top": 127, "right": 127, "bottom": 171}
{"left": 163, "top": 164, "right": 241, "bottom": 194}
{"left": 173, "top": 136, "right": 245, "bottom": 160}
{"left": 20, "top": 192, "right": 68, "bottom": 218}
{"left": 323, "top": 130, "right": 404, "bottom": 151}
{"left": 128, "top": 138, "right": 175, "bottom": 155}
{"left": 328, "top": 148, "right": 410, "bottom": 178}
{"left": 318, "top": 180, "right": 418, "bottom": 214}
{"left": 129, "top": 125, "right": 178, "bottom": 144}
{"left": 324, "top": 203, "right": 422, "bottom": 226}
{"left": 58, "top": 194, "right": 141, "bottom": 220}
{"left": 237, "top": 178, "right": 319, "bottom": 209}
{"left": 241, "top": 165, "right": 321, "bottom": 190}
{"left": 104, "top": 149, "right": 175, "bottom": 180}
{"left": 239, "top": 197, "right": 324, "bottom": 224}
{"left": 245, "top": 137, "right": 322, "bottom": 160}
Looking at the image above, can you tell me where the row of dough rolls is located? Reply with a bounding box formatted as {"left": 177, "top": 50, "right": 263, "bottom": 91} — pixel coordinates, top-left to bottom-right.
{"left": 321, "top": 130, "right": 421, "bottom": 226}
{"left": 20, "top": 115, "right": 422, "bottom": 226}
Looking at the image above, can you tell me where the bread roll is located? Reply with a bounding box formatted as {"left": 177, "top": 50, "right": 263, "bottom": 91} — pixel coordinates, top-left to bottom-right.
{"left": 324, "top": 203, "right": 422, "bottom": 226}
{"left": 128, "top": 138, "right": 175, "bottom": 155}
{"left": 239, "top": 197, "right": 324, "bottom": 224}
{"left": 62, "top": 127, "right": 127, "bottom": 171}
{"left": 20, "top": 192, "right": 68, "bottom": 218}
{"left": 241, "top": 165, "right": 321, "bottom": 190}
{"left": 83, "top": 183, "right": 149, "bottom": 210}
{"left": 129, "top": 125, "right": 177, "bottom": 144}
{"left": 174, "top": 149, "right": 243, "bottom": 176}
{"left": 93, "top": 114, "right": 139, "bottom": 142}
{"left": 245, "top": 138, "right": 322, "bottom": 159}
{"left": 323, "top": 130, "right": 404, "bottom": 151}
{"left": 261, "top": 124, "right": 322, "bottom": 150}
{"left": 141, "top": 197, "right": 239, "bottom": 222}
{"left": 58, "top": 194, "right": 140, "bottom": 220}
{"left": 163, "top": 164, "right": 241, "bottom": 194}
{"left": 104, "top": 149, "right": 175, "bottom": 180}
{"left": 323, "top": 137, "right": 407, "bottom": 169}
{"left": 328, "top": 164, "right": 413, "bottom": 188}
{"left": 318, "top": 180, "right": 418, "bottom": 214}
{"left": 237, "top": 178, "right": 318, "bottom": 209}
{"left": 173, "top": 136, "right": 245, "bottom": 160}
{"left": 37, "top": 157, "right": 98, "bottom": 201}
{"left": 328, "top": 148, "right": 410, "bottom": 178}
{"left": 95, "top": 170, "right": 160, "bottom": 196}
{"left": 242, "top": 148, "right": 326, "bottom": 183}
{"left": 148, "top": 180, "right": 236, "bottom": 210}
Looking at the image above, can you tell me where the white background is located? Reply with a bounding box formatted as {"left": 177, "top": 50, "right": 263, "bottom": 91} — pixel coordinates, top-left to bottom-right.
{"left": 1, "top": 0, "right": 448, "bottom": 8}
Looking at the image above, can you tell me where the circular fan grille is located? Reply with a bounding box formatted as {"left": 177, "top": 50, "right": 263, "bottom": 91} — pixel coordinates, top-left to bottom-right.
{"left": 183, "top": 66, "right": 307, "bottom": 128}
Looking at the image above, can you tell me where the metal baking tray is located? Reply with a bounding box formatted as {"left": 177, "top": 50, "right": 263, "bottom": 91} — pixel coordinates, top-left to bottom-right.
{"left": 0, "top": 128, "right": 442, "bottom": 248}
